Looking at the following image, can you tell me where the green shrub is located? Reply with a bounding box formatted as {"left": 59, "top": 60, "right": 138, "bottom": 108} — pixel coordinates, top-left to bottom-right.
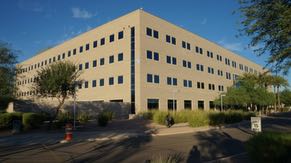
{"left": 78, "top": 113, "right": 90, "bottom": 124}
{"left": 153, "top": 111, "right": 168, "bottom": 125}
{"left": 139, "top": 111, "right": 155, "bottom": 120}
{"left": 103, "top": 111, "right": 114, "bottom": 121}
{"left": 209, "top": 112, "right": 225, "bottom": 125}
{"left": 246, "top": 132, "right": 291, "bottom": 163}
{"left": 171, "top": 111, "right": 189, "bottom": 123}
{"left": 98, "top": 111, "right": 111, "bottom": 127}
{"left": 0, "top": 112, "right": 23, "bottom": 129}
{"left": 224, "top": 111, "right": 243, "bottom": 124}
{"left": 0, "top": 113, "right": 13, "bottom": 129}
{"left": 22, "top": 113, "right": 43, "bottom": 130}
{"left": 188, "top": 110, "right": 210, "bottom": 127}
{"left": 151, "top": 153, "right": 184, "bottom": 163}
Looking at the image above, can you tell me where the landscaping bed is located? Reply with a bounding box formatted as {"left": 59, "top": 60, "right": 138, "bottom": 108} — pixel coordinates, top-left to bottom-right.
{"left": 139, "top": 110, "right": 256, "bottom": 127}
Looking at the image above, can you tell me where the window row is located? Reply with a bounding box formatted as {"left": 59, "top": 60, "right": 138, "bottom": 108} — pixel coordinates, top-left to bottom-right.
{"left": 147, "top": 99, "right": 215, "bottom": 110}
{"left": 19, "top": 30, "right": 124, "bottom": 74}
{"left": 79, "top": 76, "right": 124, "bottom": 89}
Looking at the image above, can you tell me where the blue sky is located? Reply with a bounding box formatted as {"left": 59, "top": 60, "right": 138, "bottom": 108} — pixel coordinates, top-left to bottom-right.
{"left": 0, "top": 0, "right": 290, "bottom": 83}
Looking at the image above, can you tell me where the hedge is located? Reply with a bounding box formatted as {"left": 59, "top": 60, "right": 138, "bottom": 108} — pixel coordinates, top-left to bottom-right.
{"left": 139, "top": 110, "right": 256, "bottom": 127}
{"left": 22, "top": 113, "right": 43, "bottom": 130}
{"left": 246, "top": 132, "right": 291, "bottom": 163}
{"left": 0, "top": 112, "right": 23, "bottom": 129}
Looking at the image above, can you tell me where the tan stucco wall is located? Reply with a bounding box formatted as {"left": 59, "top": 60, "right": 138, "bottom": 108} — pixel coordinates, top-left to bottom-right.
{"left": 17, "top": 9, "right": 264, "bottom": 113}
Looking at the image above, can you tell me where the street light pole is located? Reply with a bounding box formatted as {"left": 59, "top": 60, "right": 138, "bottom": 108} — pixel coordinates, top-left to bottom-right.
{"left": 73, "top": 93, "right": 76, "bottom": 130}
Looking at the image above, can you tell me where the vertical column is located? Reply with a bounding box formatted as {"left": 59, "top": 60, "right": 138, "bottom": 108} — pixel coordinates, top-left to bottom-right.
{"left": 130, "top": 27, "right": 136, "bottom": 114}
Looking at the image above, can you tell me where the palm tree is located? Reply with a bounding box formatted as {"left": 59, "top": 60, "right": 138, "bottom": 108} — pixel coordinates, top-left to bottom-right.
{"left": 271, "top": 76, "right": 289, "bottom": 111}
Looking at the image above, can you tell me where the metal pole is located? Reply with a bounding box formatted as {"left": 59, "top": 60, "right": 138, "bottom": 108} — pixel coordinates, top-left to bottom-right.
{"left": 73, "top": 93, "right": 76, "bottom": 130}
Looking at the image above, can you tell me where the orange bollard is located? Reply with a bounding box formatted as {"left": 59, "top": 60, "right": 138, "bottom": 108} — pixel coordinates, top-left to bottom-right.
{"left": 64, "top": 123, "right": 73, "bottom": 141}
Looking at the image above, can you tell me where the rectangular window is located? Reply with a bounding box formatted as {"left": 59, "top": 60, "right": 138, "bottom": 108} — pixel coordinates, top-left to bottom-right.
{"left": 168, "top": 99, "right": 177, "bottom": 111}
{"left": 79, "top": 64, "right": 82, "bottom": 70}
{"left": 58, "top": 55, "right": 61, "bottom": 60}
{"left": 166, "top": 56, "right": 171, "bottom": 63}
{"left": 49, "top": 58, "right": 52, "bottom": 63}
{"left": 182, "top": 41, "right": 186, "bottom": 48}
{"left": 109, "top": 77, "right": 114, "bottom": 85}
{"left": 172, "top": 37, "right": 176, "bottom": 45}
{"left": 173, "top": 78, "right": 177, "bottom": 85}
{"left": 199, "top": 48, "right": 203, "bottom": 54}
{"left": 84, "top": 81, "right": 88, "bottom": 88}
{"left": 153, "top": 30, "right": 159, "bottom": 38}
{"left": 183, "top": 80, "right": 187, "bottom": 87}
{"left": 166, "top": 35, "right": 171, "bottom": 43}
{"left": 100, "top": 58, "right": 105, "bottom": 65}
{"left": 146, "top": 27, "right": 152, "bottom": 36}
{"left": 196, "top": 46, "right": 199, "bottom": 53}
{"left": 147, "top": 99, "right": 159, "bottom": 110}
{"left": 172, "top": 57, "right": 177, "bottom": 65}
{"left": 118, "top": 53, "right": 123, "bottom": 61}
{"left": 62, "top": 53, "right": 65, "bottom": 59}
{"left": 99, "top": 79, "right": 104, "bottom": 86}
{"left": 109, "top": 34, "right": 114, "bottom": 42}
{"left": 187, "top": 43, "right": 191, "bottom": 50}
{"left": 118, "top": 31, "right": 123, "bottom": 39}
{"left": 79, "top": 46, "right": 83, "bottom": 53}
{"left": 147, "top": 50, "right": 152, "bottom": 59}
{"left": 198, "top": 100, "right": 204, "bottom": 110}
{"left": 118, "top": 75, "right": 123, "bottom": 84}
{"left": 86, "top": 43, "right": 90, "bottom": 51}
{"left": 93, "top": 40, "right": 98, "bottom": 48}
{"left": 68, "top": 51, "right": 71, "bottom": 57}
{"left": 147, "top": 74, "right": 153, "bottom": 83}
{"left": 184, "top": 100, "right": 192, "bottom": 110}
{"left": 167, "top": 77, "right": 172, "bottom": 85}
{"left": 100, "top": 38, "right": 105, "bottom": 45}
{"left": 53, "top": 57, "right": 56, "bottom": 62}
{"left": 73, "top": 49, "right": 76, "bottom": 55}
{"left": 188, "top": 62, "right": 191, "bottom": 68}
{"left": 154, "top": 75, "right": 159, "bottom": 83}
{"left": 209, "top": 101, "right": 215, "bottom": 109}
{"left": 154, "top": 52, "right": 159, "bottom": 61}
{"left": 85, "top": 62, "right": 89, "bottom": 69}
{"left": 92, "top": 80, "right": 97, "bottom": 87}
{"left": 109, "top": 55, "right": 114, "bottom": 64}
{"left": 93, "top": 60, "right": 97, "bottom": 67}
{"left": 183, "top": 60, "right": 187, "bottom": 67}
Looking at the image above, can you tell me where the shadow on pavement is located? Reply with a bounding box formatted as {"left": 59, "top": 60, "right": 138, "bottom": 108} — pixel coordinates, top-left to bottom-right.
{"left": 191, "top": 130, "right": 249, "bottom": 163}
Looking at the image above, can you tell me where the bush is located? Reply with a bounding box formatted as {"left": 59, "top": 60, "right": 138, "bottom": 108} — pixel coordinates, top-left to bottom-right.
{"left": 103, "top": 111, "right": 114, "bottom": 121}
{"left": 22, "top": 113, "right": 43, "bottom": 130}
{"left": 0, "top": 112, "right": 23, "bottom": 129}
{"left": 78, "top": 113, "right": 90, "bottom": 124}
{"left": 0, "top": 113, "right": 13, "bottom": 129}
{"left": 98, "top": 112, "right": 110, "bottom": 127}
{"left": 188, "top": 111, "right": 210, "bottom": 127}
{"left": 246, "top": 132, "right": 291, "bottom": 163}
{"left": 138, "top": 111, "right": 155, "bottom": 120}
{"left": 153, "top": 111, "right": 168, "bottom": 125}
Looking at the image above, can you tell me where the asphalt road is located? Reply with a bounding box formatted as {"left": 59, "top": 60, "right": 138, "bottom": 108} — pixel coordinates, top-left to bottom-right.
{"left": 0, "top": 116, "right": 291, "bottom": 163}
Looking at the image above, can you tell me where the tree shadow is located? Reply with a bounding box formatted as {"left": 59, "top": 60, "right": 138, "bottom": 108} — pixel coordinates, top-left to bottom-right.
{"left": 191, "top": 130, "right": 247, "bottom": 162}
{"left": 186, "top": 145, "right": 201, "bottom": 163}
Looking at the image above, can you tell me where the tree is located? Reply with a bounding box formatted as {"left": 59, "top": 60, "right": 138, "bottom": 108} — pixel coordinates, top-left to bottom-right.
{"left": 271, "top": 75, "right": 289, "bottom": 109}
{"left": 238, "top": 0, "right": 291, "bottom": 74}
{"left": 0, "top": 41, "right": 18, "bottom": 110}
{"left": 280, "top": 89, "right": 291, "bottom": 107}
{"left": 34, "top": 61, "right": 82, "bottom": 118}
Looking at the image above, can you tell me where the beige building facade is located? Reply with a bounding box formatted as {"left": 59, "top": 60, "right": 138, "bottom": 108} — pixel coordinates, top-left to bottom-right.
{"left": 17, "top": 9, "right": 264, "bottom": 113}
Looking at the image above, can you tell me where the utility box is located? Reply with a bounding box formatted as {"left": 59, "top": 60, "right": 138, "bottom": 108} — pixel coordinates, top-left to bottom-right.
{"left": 251, "top": 117, "right": 262, "bottom": 132}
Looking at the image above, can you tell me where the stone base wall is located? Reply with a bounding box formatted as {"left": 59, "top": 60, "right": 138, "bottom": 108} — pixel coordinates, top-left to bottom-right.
{"left": 11, "top": 99, "right": 130, "bottom": 119}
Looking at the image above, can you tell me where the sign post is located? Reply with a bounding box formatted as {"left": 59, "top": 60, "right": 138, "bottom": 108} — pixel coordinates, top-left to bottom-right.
{"left": 251, "top": 117, "right": 262, "bottom": 132}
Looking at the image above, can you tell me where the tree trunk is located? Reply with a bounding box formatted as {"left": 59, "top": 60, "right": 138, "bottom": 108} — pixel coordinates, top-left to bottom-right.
{"left": 277, "top": 86, "right": 280, "bottom": 111}
{"left": 54, "top": 97, "right": 66, "bottom": 120}
{"left": 274, "top": 86, "right": 277, "bottom": 112}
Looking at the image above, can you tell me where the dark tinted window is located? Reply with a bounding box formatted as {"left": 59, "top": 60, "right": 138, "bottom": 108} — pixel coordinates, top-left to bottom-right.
{"left": 86, "top": 43, "right": 89, "bottom": 51}
{"left": 166, "top": 35, "right": 171, "bottom": 43}
{"left": 154, "top": 75, "right": 159, "bottom": 83}
{"left": 109, "top": 77, "right": 114, "bottom": 85}
{"left": 109, "top": 55, "right": 114, "bottom": 64}
{"left": 118, "top": 53, "right": 123, "bottom": 61}
{"left": 92, "top": 80, "right": 96, "bottom": 87}
{"left": 100, "top": 38, "right": 105, "bottom": 45}
{"left": 85, "top": 62, "right": 89, "bottom": 69}
{"left": 166, "top": 56, "right": 171, "bottom": 63}
{"left": 147, "top": 50, "right": 152, "bottom": 59}
{"left": 153, "top": 30, "right": 159, "bottom": 38}
{"left": 184, "top": 100, "right": 192, "bottom": 110}
{"left": 118, "top": 75, "right": 123, "bottom": 84}
{"left": 84, "top": 81, "right": 88, "bottom": 88}
{"left": 118, "top": 31, "right": 123, "bottom": 39}
{"left": 93, "top": 60, "right": 97, "bottom": 67}
{"left": 79, "top": 64, "right": 82, "bottom": 70}
{"left": 99, "top": 79, "right": 104, "bottom": 86}
{"left": 154, "top": 52, "right": 159, "bottom": 61}
{"left": 109, "top": 34, "right": 114, "bottom": 42}
{"left": 147, "top": 74, "right": 153, "bottom": 83}
{"left": 100, "top": 58, "right": 105, "bottom": 65}
{"left": 146, "top": 27, "right": 152, "bottom": 36}
{"left": 93, "top": 40, "right": 98, "bottom": 48}
{"left": 147, "top": 99, "right": 159, "bottom": 110}
{"left": 79, "top": 46, "right": 83, "bottom": 53}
